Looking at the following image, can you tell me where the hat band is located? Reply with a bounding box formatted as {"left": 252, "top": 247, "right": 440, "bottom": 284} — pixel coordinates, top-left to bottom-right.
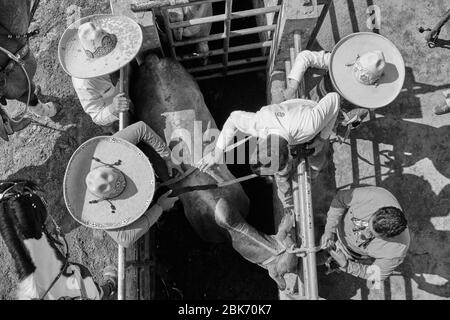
{"left": 84, "top": 34, "right": 117, "bottom": 59}
{"left": 346, "top": 54, "right": 383, "bottom": 86}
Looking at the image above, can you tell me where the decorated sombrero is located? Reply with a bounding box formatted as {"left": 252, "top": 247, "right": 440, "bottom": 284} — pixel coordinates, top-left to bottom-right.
{"left": 63, "top": 136, "right": 155, "bottom": 230}
{"left": 58, "top": 14, "right": 143, "bottom": 79}
{"left": 329, "top": 32, "right": 405, "bottom": 109}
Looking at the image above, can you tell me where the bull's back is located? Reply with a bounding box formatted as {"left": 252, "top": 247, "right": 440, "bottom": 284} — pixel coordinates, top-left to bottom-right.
{"left": 130, "top": 54, "right": 249, "bottom": 243}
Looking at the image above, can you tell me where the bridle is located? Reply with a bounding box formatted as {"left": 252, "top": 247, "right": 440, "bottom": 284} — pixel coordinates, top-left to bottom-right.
{"left": 0, "top": 181, "right": 92, "bottom": 300}
{"left": 0, "top": 0, "right": 41, "bottom": 121}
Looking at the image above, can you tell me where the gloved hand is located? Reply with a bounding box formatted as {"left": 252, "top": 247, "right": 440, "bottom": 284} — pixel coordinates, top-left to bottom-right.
{"left": 164, "top": 157, "right": 184, "bottom": 177}
{"left": 320, "top": 230, "right": 335, "bottom": 250}
{"left": 156, "top": 190, "right": 179, "bottom": 211}
{"left": 109, "top": 93, "right": 130, "bottom": 117}
{"left": 329, "top": 247, "right": 348, "bottom": 269}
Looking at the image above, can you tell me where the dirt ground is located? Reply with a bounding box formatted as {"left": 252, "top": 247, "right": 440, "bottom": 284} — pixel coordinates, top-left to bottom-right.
{"left": 1, "top": 0, "right": 449, "bottom": 300}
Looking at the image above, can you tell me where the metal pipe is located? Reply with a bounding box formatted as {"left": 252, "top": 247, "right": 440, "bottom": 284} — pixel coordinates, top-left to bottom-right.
{"left": 195, "top": 65, "right": 266, "bottom": 80}
{"left": 188, "top": 55, "right": 267, "bottom": 73}
{"left": 179, "top": 40, "right": 271, "bottom": 61}
{"left": 222, "top": 0, "right": 232, "bottom": 75}
{"left": 117, "top": 66, "right": 130, "bottom": 301}
{"left": 168, "top": 6, "right": 281, "bottom": 29}
{"left": 303, "top": 158, "right": 318, "bottom": 299}
{"left": 131, "top": 0, "right": 223, "bottom": 12}
{"left": 173, "top": 24, "right": 276, "bottom": 47}
{"left": 161, "top": 7, "right": 177, "bottom": 58}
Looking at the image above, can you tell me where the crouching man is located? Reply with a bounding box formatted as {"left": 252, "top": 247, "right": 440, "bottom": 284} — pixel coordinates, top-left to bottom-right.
{"left": 320, "top": 186, "right": 410, "bottom": 285}
{"left": 64, "top": 121, "right": 183, "bottom": 297}
{"left": 58, "top": 14, "right": 143, "bottom": 128}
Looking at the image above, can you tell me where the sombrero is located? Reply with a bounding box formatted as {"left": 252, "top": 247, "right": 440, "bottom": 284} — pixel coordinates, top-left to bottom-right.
{"left": 63, "top": 136, "right": 155, "bottom": 230}
{"left": 329, "top": 32, "right": 405, "bottom": 109}
{"left": 58, "top": 14, "right": 143, "bottom": 79}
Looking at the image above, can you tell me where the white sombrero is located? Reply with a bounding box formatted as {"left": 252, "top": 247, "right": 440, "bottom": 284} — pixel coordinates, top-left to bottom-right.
{"left": 58, "top": 14, "right": 143, "bottom": 79}
{"left": 329, "top": 32, "right": 405, "bottom": 109}
{"left": 63, "top": 136, "right": 155, "bottom": 230}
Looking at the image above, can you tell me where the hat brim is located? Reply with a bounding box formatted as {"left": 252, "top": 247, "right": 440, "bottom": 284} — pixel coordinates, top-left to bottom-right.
{"left": 329, "top": 32, "right": 405, "bottom": 109}
{"left": 58, "top": 14, "right": 143, "bottom": 79}
{"left": 63, "top": 136, "right": 155, "bottom": 230}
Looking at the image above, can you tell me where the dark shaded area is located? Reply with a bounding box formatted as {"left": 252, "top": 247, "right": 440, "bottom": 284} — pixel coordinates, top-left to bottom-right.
{"left": 150, "top": 0, "right": 278, "bottom": 299}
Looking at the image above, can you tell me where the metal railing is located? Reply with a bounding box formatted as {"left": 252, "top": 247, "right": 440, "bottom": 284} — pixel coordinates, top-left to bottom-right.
{"left": 131, "top": 0, "right": 281, "bottom": 79}
{"left": 282, "top": 31, "right": 319, "bottom": 300}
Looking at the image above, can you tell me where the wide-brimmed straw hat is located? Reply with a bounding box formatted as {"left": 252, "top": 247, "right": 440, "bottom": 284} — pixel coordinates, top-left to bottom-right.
{"left": 63, "top": 136, "right": 155, "bottom": 230}
{"left": 58, "top": 14, "right": 143, "bottom": 79}
{"left": 329, "top": 32, "right": 405, "bottom": 109}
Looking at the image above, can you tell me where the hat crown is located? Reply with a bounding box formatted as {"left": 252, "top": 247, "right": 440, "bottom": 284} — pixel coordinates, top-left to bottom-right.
{"left": 353, "top": 50, "right": 386, "bottom": 85}
{"left": 85, "top": 166, "right": 126, "bottom": 200}
{"left": 78, "top": 22, "right": 117, "bottom": 59}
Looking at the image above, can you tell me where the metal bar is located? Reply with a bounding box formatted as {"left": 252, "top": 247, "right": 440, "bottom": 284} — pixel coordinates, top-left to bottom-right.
{"left": 306, "top": 0, "right": 333, "bottom": 49}
{"left": 195, "top": 65, "right": 266, "bottom": 80}
{"left": 161, "top": 7, "right": 177, "bottom": 58}
{"left": 294, "top": 32, "right": 306, "bottom": 98}
{"left": 179, "top": 40, "right": 271, "bottom": 61}
{"left": 188, "top": 56, "right": 268, "bottom": 73}
{"left": 131, "top": 0, "right": 224, "bottom": 12}
{"left": 169, "top": 6, "right": 281, "bottom": 29}
{"left": 117, "top": 64, "right": 130, "bottom": 301}
{"left": 302, "top": 158, "right": 318, "bottom": 299}
{"left": 173, "top": 24, "right": 276, "bottom": 47}
{"left": 222, "top": 0, "right": 232, "bottom": 75}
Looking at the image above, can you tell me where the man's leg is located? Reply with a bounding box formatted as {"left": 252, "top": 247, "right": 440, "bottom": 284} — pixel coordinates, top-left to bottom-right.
{"left": 214, "top": 198, "right": 297, "bottom": 290}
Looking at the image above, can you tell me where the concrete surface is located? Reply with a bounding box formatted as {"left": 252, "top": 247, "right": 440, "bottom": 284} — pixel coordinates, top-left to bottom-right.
{"left": 309, "top": 0, "right": 450, "bottom": 300}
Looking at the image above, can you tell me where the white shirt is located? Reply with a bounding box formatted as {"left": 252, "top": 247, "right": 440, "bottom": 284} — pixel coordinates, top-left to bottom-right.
{"left": 288, "top": 50, "right": 331, "bottom": 83}
{"left": 216, "top": 50, "right": 338, "bottom": 150}
{"left": 72, "top": 75, "right": 120, "bottom": 126}
{"left": 216, "top": 93, "right": 340, "bottom": 150}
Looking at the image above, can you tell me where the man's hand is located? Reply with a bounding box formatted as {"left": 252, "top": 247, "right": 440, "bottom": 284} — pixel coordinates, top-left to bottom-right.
{"left": 320, "top": 231, "right": 335, "bottom": 249}
{"left": 283, "top": 87, "right": 297, "bottom": 101}
{"left": 306, "top": 136, "right": 326, "bottom": 156}
{"left": 156, "top": 190, "right": 179, "bottom": 211}
{"left": 109, "top": 93, "right": 130, "bottom": 116}
{"left": 329, "top": 248, "right": 348, "bottom": 269}
{"left": 164, "top": 157, "right": 184, "bottom": 177}
{"left": 196, "top": 149, "right": 223, "bottom": 172}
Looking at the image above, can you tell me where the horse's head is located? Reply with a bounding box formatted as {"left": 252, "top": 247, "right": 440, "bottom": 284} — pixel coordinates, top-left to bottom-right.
{"left": 0, "top": 180, "right": 48, "bottom": 239}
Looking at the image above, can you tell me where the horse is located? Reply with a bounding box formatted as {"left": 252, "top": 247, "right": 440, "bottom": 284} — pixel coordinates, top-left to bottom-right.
{"left": 0, "top": 0, "right": 58, "bottom": 141}
{"left": 0, "top": 180, "right": 113, "bottom": 300}
{"left": 130, "top": 54, "right": 297, "bottom": 290}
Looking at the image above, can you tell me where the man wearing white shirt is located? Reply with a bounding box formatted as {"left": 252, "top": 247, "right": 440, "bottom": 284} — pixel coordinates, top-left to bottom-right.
{"left": 72, "top": 72, "right": 130, "bottom": 127}
{"left": 58, "top": 15, "right": 142, "bottom": 127}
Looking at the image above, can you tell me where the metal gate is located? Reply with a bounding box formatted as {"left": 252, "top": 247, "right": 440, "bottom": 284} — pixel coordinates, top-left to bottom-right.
{"left": 131, "top": 0, "right": 281, "bottom": 80}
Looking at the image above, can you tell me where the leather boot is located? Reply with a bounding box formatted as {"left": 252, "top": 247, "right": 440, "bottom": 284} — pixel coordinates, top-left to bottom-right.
{"left": 214, "top": 198, "right": 297, "bottom": 290}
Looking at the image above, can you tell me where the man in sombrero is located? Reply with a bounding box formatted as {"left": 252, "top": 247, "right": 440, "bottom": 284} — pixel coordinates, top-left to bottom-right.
{"left": 64, "top": 119, "right": 182, "bottom": 250}
{"left": 58, "top": 15, "right": 142, "bottom": 127}
{"left": 197, "top": 32, "right": 405, "bottom": 214}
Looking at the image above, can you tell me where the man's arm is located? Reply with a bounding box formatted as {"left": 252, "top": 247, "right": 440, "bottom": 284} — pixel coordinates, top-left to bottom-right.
{"left": 72, "top": 78, "right": 119, "bottom": 126}
{"left": 274, "top": 159, "right": 294, "bottom": 209}
{"left": 342, "top": 257, "right": 405, "bottom": 282}
{"left": 106, "top": 204, "right": 163, "bottom": 248}
{"left": 215, "top": 110, "right": 259, "bottom": 151}
{"left": 313, "top": 92, "right": 341, "bottom": 140}
{"left": 324, "top": 189, "right": 354, "bottom": 234}
{"left": 286, "top": 50, "right": 331, "bottom": 95}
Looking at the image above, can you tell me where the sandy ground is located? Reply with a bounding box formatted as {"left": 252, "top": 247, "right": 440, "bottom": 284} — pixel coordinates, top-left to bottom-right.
{"left": 1, "top": 0, "right": 449, "bottom": 300}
